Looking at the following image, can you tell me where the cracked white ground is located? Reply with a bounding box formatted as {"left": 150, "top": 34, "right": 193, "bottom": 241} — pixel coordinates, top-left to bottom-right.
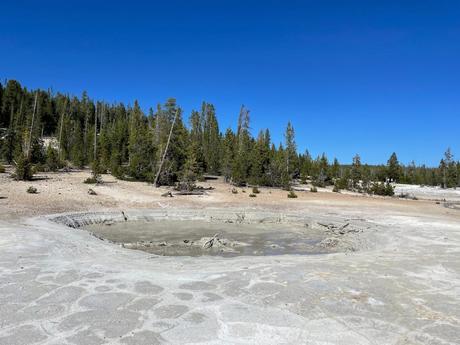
{"left": 0, "top": 171, "right": 459, "bottom": 345}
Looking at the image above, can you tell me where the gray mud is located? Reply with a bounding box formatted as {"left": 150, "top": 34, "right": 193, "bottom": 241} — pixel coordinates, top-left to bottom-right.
{"left": 84, "top": 220, "right": 333, "bottom": 256}
{"left": 2, "top": 207, "right": 459, "bottom": 344}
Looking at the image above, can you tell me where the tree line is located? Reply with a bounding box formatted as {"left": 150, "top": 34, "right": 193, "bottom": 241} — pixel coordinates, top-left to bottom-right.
{"left": 0, "top": 79, "right": 459, "bottom": 192}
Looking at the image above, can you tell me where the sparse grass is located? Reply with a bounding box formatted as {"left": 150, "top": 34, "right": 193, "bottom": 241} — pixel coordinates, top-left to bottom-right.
{"left": 84, "top": 176, "right": 100, "bottom": 184}
{"left": 249, "top": 193, "right": 257, "bottom": 198}
{"left": 287, "top": 190, "right": 298, "bottom": 198}
{"left": 26, "top": 186, "right": 38, "bottom": 194}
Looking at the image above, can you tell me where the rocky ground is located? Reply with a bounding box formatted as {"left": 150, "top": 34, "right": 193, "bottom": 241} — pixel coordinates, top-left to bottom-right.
{"left": 0, "top": 168, "right": 459, "bottom": 344}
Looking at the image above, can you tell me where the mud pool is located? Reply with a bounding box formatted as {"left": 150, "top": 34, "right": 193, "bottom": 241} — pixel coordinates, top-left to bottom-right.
{"left": 84, "top": 220, "right": 335, "bottom": 256}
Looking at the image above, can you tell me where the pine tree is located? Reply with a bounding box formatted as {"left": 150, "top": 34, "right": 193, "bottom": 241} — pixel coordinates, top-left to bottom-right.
{"left": 221, "top": 128, "right": 235, "bottom": 182}
{"left": 406, "top": 161, "right": 417, "bottom": 185}
{"left": 127, "top": 101, "right": 155, "bottom": 181}
{"left": 232, "top": 105, "right": 251, "bottom": 185}
{"left": 45, "top": 144, "right": 60, "bottom": 172}
{"left": 351, "top": 154, "right": 362, "bottom": 190}
{"left": 153, "top": 99, "right": 187, "bottom": 185}
{"left": 180, "top": 144, "right": 200, "bottom": 191}
{"left": 331, "top": 158, "right": 340, "bottom": 179}
{"left": 361, "top": 164, "right": 371, "bottom": 191}
{"left": 202, "top": 103, "right": 220, "bottom": 174}
{"left": 387, "top": 152, "right": 402, "bottom": 182}
{"left": 0, "top": 79, "right": 449, "bottom": 191}
{"left": 441, "top": 148, "right": 457, "bottom": 188}
{"left": 284, "top": 121, "right": 297, "bottom": 179}
{"left": 249, "top": 130, "right": 270, "bottom": 185}
{"left": 189, "top": 110, "right": 205, "bottom": 174}
{"left": 300, "top": 150, "right": 313, "bottom": 183}
{"left": 70, "top": 121, "right": 85, "bottom": 168}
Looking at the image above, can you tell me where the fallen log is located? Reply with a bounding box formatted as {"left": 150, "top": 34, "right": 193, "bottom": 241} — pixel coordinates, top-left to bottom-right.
{"left": 203, "top": 234, "right": 219, "bottom": 249}
{"left": 174, "top": 191, "right": 206, "bottom": 196}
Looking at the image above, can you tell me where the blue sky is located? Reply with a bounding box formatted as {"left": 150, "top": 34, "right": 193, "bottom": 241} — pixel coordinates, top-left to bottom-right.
{"left": 1, "top": 1, "right": 459, "bottom": 166}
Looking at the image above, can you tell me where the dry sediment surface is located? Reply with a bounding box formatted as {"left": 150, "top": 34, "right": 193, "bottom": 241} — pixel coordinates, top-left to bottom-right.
{"left": 0, "top": 170, "right": 460, "bottom": 344}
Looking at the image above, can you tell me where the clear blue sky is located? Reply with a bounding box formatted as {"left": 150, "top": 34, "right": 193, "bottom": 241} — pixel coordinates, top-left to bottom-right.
{"left": 1, "top": 1, "right": 459, "bottom": 166}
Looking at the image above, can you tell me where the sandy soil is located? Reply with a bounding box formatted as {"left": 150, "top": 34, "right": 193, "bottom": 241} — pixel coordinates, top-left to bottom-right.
{"left": 0, "top": 168, "right": 457, "bottom": 221}
{"left": 0, "top": 168, "right": 459, "bottom": 344}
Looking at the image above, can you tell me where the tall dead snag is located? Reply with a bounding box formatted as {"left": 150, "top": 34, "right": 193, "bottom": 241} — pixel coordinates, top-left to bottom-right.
{"left": 153, "top": 109, "right": 178, "bottom": 187}
{"left": 94, "top": 103, "right": 98, "bottom": 159}
{"left": 26, "top": 92, "right": 39, "bottom": 158}
{"left": 58, "top": 99, "right": 68, "bottom": 160}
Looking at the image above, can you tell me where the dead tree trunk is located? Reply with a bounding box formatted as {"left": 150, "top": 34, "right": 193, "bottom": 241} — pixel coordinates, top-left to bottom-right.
{"left": 58, "top": 99, "right": 67, "bottom": 160}
{"left": 84, "top": 109, "right": 89, "bottom": 160}
{"left": 27, "top": 92, "right": 39, "bottom": 158}
{"left": 94, "top": 103, "right": 98, "bottom": 160}
{"left": 153, "top": 109, "right": 178, "bottom": 187}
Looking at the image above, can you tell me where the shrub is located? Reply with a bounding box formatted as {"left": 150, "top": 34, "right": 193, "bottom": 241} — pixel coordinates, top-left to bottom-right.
{"left": 27, "top": 186, "right": 38, "bottom": 194}
{"left": 45, "top": 145, "right": 61, "bottom": 172}
{"left": 332, "top": 185, "right": 340, "bottom": 193}
{"left": 231, "top": 188, "right": 238, "bottom": 194}
{"left": 287, "top": 190, "right": 298, "bottom": 198}
{"left": 249, "top": 193, "right": 256, "bottom": 198}
{"left": 15, "top": 155, "right": 33, "bottom": 181}
{"left": 0, "top": 165, "right": 5, "bottom": 173}
{"left": 369, "top": 182, "right": 394, "bottom": 196}
{"left": 310, "top": 186, "right": 318, "bottom": 193}
{"left": 252, "top": 186, "right": 260, "bottom": 194}
{"left": 84, "top": 176, "right": 101, "bottom": 184}
{"left": 334, "top": 176, "right": 349, "bottom": 190}
{"left": 84, "top": 162, "right": 103, "bottom": 184}
{"left": 88, "top": 188, "right": 97, "bottom": 195}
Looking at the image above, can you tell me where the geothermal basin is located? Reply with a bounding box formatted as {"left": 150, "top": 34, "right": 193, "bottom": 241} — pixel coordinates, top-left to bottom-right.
{"left": 84, "top": 219, "right": 336, "bottom": 256}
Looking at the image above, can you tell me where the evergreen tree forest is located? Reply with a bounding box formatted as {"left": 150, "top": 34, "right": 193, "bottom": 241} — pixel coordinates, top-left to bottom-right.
{"left": 1, "top": 80, "right": 459, "bottom": 191}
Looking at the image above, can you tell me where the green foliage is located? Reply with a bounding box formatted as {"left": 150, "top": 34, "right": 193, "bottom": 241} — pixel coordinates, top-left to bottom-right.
{"left": 284, "top": 121, "right": 298, "bottom": 178}
{"left": 15, "top": 154, "right": 33, "bottom": 181}
{"left": 179, "top": 144, "right": 200, "bottom": 191}
{"left": 439, "top": 148, "right": 458, "bottom": 188}
{"left": 369, "top": 182, "right": 394, "bottom": 196}
{"left": 85, "top": 160, "right": 102, "bottom": 184}
{"left": 0, "top": 164, "right": 5, "bottom": 173}
{"left": 386, "top": 152, "right": 402, "bottom": 182}
{"left": 45, "top": 144, "right": 60, "bottom": 172}
{"left": 350, "top": 154, "right": 362, "bottom": 189}
{"left": 0, "top": 79, "right": 457, "bottom": 191}
{"left": 335, "top": 170, "right": 350, "bottom": 190}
